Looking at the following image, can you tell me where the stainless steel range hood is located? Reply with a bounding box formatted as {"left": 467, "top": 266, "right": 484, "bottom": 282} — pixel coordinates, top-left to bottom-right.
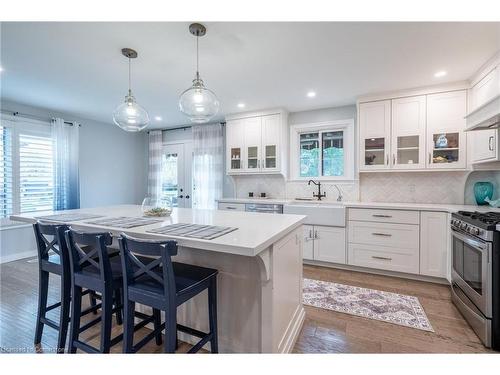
{"left": 465, "top": 94, "right": 500, "bottom": 131}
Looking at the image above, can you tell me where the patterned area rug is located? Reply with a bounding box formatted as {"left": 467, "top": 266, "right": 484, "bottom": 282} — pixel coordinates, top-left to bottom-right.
{"left": 303, "top": 278, "right": 434, "bottom": 332}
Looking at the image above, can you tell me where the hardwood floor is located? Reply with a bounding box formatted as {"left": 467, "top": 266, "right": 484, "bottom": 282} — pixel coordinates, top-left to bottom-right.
{"left": 296, "top": 264, "right": 493, "bottom": 353}
{"left": 0, "top": 257, "right": 494, "bottom": 353}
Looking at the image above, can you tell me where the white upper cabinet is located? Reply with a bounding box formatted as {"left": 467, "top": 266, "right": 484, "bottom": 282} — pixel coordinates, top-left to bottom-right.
{"left": 470, "top": 67, "right": 500, "bottom": 111}
{"left": 391, "top": 95, "right": 426, "bottom": 169}
{"left": 469, "top": 66, "right": 500, "bottom": 164}
{"left": 359, "top": 100, "right": 391, "bottom": 171}
{"left": 225, "top": 109, "right": 288, "bottom": 176}
{"left": 426, "top": 90, "right": 467, "bottom": 169}
{"left": 358, "top": 89, "right": 467, "bottom": 172}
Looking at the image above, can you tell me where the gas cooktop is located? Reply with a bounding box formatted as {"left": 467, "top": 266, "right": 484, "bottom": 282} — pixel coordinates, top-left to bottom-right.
{"left": 453, "top": 211, "right": 500, "bottom": 231}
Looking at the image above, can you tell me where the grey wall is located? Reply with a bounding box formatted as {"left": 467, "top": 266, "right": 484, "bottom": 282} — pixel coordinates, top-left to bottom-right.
{"left": 1, "top": 99, "right": 148, "bottom": 208}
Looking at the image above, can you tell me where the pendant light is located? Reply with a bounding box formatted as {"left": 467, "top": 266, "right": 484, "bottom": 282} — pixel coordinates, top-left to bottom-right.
{"left": 112, "top": 48, "right": 149, "bottom": 132}
{"left": 179, "top": 23, "right": 220, "bottom": 123}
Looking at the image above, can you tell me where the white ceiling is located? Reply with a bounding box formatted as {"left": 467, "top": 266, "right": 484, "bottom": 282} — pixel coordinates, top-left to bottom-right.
{"left": 1, "top": 22, "right": 499, "bottom": 129}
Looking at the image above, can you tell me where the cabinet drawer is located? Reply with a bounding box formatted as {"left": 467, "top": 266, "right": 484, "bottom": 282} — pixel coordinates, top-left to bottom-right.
{"left": 348, "top": 221, "right": 419, "bottom": 252}
{"left": 348, "top": 243, "right": 419, "bottom": 274}
{"left": 348, "top": 208, "right": 419, "bottom": 225}
{"left": 217, "top": 202, "right": 245, "bottom": 211}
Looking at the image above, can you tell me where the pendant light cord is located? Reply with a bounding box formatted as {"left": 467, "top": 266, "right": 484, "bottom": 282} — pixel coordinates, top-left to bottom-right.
{"left": 196, "top": 34, "right": 199, "bottom": 78}
{"left": 128, "top": 57, "right": 132, "bottom": 94}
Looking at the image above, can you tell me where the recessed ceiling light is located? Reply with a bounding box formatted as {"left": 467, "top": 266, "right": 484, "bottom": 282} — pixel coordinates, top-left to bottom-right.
{"left": 434, "top": 70, "right": 447, "bottom": 78}
{"left": 307, "top": 91, "right": 316, "bottom": 98}
{"left": 154, "top": 116, "right": 162, "bottom": 121}
{"left": 237, "top": 103, "right": 245, "bottom": 109}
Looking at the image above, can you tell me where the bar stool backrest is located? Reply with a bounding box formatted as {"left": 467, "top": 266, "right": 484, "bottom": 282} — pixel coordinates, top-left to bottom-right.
{"left": 33, "top": 221, "right": 69, "bottom": 262}
{"left": 118, "top": 233, "right": 178, "bottom": 303}
{"left": 65, "top": 227, "right": 113, "bottom": 284}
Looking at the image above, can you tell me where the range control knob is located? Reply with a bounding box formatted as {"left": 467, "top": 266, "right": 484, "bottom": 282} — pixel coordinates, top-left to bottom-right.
{"left": 471, "top": 227, "right": 480, "bottom": 236}
{"left": 460, "top": 222, "right": 468, "bottom": 230}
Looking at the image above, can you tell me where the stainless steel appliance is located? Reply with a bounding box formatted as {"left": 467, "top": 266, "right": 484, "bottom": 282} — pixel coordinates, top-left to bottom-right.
{"left": 451, "top": 211, "right": 500, "bottom": 350}
{"left": 245, "top": 203, "right": 283, "bottom": 214}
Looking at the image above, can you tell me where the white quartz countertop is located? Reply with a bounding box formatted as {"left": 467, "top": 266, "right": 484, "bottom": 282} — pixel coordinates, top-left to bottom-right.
{"left": 10, "top": 205, "right": 306, "bottom": 257}
{"left": 217, "top": 198, "right": 500, "bottom": 213}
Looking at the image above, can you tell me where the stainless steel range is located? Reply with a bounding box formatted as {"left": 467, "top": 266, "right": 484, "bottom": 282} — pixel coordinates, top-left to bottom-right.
{"left": 451, "top": 211, "right": 500, "bottom": 350}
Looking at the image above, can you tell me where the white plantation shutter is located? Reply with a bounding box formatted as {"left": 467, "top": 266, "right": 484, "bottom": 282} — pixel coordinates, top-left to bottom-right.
{"left": 0, "top": 126, "right": 13, "bottom": 218}
{"left": 19, "top": 132, "right": 54, "bottom": 213}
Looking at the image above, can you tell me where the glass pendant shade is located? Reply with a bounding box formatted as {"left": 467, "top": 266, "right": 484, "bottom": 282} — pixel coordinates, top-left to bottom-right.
{"left": 113, "top": 91, "right": 150, "bottom": 132}
{"left": 179, "top": 74, "right": 220, "bottom": 123}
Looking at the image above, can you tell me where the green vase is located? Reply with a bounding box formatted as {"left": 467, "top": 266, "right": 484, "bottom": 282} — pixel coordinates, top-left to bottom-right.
{"left": 474, "top": 182, "right": 494, "bottom": 206}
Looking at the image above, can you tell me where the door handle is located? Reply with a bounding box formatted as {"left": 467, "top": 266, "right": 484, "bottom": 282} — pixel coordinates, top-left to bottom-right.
{"left": 386, "top": 154, "right": 389, "bottom": 165}
{"left": 393, "top": 154, "right": 395, "bottom": 165}
{"left": 372, "top": 232, "right": 392, "bottom": 237}
{"left": 428, "top": 152, "right": 431, "bottom": 164}
{"left": 372, "top": 256, "right": 392, "bottom": 261}
{"left": 314, "top": 230, "right": 319, "bottom": 239}
{"left": 178, "top": 195, "right": 184, "bottom": 199}
{"left": 489, "top": 136, "right": 494, "bottom": 151}
{"left": 185, "top": 195, "right": 190, "bottom": 199}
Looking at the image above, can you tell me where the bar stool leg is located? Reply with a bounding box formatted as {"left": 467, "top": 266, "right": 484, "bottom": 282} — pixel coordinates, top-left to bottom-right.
{"left": 114, "top": 288, "right": 123, "bottom": 325}
{"left": 164, "top": 310, "right": 177, "bottom": 353}
{"left": 122, "top": 300, "right": 135, "bottom": 353}
{"left": 57, "top": 273, "right": 71, "bottom": 353}
{"left": 153, "top": 308, "right": 162, "bottom": 345}
{"left": 100, "top": 290, "right": 113, "bottom": 353}
{"left": 34, "top": 270, "right": 49, "bottom": 348}
{"left": 208, "top": 278, "right": 218, "bottom": 353}
{"left": 68, "top": 285, "right": 82, "bottom": 353}
{"left": 89, "top": 292, "right": 98, "bottom": 315}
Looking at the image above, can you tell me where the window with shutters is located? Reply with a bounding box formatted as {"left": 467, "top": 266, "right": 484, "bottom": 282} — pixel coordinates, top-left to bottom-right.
{"left": 0, "top": 117, "right": 55, "bottom": 219}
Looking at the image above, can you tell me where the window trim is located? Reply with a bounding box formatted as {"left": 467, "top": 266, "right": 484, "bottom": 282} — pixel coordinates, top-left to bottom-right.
{"left": 0, "top": 115, "right": 53, "bottom": 219}
{"left": 289, "top": 119, "right": 355, "bottom": 181}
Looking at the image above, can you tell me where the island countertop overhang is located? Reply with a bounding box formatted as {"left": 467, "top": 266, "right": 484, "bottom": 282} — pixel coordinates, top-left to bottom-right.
{"left": 10, "top": 204, "right": 306, "bottom": 257}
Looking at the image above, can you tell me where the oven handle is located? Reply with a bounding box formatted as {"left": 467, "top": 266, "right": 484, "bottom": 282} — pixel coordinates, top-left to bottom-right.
{"left": 451, "top": 228, "right": 488, "bottom": 251}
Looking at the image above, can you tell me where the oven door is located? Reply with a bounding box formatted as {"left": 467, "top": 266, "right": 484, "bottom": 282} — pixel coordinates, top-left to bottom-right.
{"left": 451, "top": 228, "right": 492, "bottom": 317}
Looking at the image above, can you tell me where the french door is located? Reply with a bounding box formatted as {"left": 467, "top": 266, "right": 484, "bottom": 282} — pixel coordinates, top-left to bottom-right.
{"left": 162, "top": 142, "right": 192, "bottom": 208}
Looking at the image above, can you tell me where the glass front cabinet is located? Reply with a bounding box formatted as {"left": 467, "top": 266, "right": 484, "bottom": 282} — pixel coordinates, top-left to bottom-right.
{"left": 359, "top": 89, "right": 467, "bottom": 172}
{"left": 225, "top": 111, "right": 286, "bottom": 175}
{"left": 359, "top": 100, "right": 391, "bottom": 170}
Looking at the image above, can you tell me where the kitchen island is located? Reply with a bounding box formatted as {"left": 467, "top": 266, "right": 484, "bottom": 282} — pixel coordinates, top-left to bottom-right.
{"left": 11, "top": 205, "right": 306, "bottom": 353}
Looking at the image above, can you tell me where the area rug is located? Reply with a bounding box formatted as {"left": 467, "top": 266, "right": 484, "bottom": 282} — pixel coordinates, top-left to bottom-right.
{"left": 303, "top": 278, "right": 434, "bottom": 332}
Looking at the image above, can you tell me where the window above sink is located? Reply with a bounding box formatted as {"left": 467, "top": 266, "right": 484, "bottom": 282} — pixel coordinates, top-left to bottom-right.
{"left": 290, "top": 119, "right": 355, "bottom": 181}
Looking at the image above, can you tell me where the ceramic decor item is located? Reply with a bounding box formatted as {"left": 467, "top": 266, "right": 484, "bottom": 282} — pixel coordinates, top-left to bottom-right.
{"left": 485, "top": 197, "right": 500, "bottom": 208}
{"left": 435, "top": 134, "right": 448, "bottom": 148}
{"left": 474, "top": 181, "right": 494, "bottom": 206}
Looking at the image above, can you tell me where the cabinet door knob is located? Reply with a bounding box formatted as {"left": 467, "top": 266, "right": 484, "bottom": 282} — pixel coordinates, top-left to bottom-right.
{"left": 489, "top": 136, "right": 495, "bottom": 151}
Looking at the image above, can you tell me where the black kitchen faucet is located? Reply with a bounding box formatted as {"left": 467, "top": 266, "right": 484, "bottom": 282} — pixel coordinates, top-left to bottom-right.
{"left": 308, "top": 180, "right": 326, "bottom": 201}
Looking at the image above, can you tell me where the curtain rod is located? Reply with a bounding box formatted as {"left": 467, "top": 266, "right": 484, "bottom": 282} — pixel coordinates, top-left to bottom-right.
{"left": 1, "top": 109, "right": 80, "bottom": 126}
{"left": 147, "top": 121, "right": 226, "bottom": 134}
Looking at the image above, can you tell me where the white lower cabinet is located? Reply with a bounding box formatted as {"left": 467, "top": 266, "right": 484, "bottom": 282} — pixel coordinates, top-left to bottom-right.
{"left": 302, "top": 225, "right": 314, "bottom": 260}
{"left": 302, "top": 224, "right": 346, "bottom": 264}
{"left": 347, "top": 207, "right": 450, "bottom": 279}
{"left": 419, "top": 211, "right": 449, "bottom": 278}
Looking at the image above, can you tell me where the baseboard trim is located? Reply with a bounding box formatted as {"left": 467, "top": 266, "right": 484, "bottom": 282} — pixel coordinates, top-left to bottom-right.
{"left": 0, "top": 250, "right": 37, "bottom": 265}
{"left": 303, "top": 260, "right": 449, "bottom": 285}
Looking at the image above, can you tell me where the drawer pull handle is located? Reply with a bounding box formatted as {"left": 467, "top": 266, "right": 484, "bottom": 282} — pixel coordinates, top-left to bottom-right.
{"left": 226, "top": 207, "right": 237, "bottom": 210}
{"left": 372, "top": 232, "right": 392, "bottom": 237}
{"left": 372, "top": 214, "right": 392, "bottom": 218}
{"left": 372, "top": 256, "right": 392, "bottom": 261}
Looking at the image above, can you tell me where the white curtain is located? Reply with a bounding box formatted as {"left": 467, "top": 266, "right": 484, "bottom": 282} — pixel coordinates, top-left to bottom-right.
{"left": 147, "top": 130, "right": 164, "bottom": 200}
{"left": 52, "top": 118, "right": 80, "bottom": 210}
{"left": 192, "top": 123, "right": 223, "bottom": 209}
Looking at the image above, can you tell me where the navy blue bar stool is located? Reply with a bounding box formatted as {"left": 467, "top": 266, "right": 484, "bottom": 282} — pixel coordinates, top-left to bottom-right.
{"left": 33, "top": 222, "right": 101, "bottom": 353}
{"left": 65, "top": 228, "right": 160, "bottom": 353}
{"left": 118, "top": 234, "right": 219, "bottom": 353}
